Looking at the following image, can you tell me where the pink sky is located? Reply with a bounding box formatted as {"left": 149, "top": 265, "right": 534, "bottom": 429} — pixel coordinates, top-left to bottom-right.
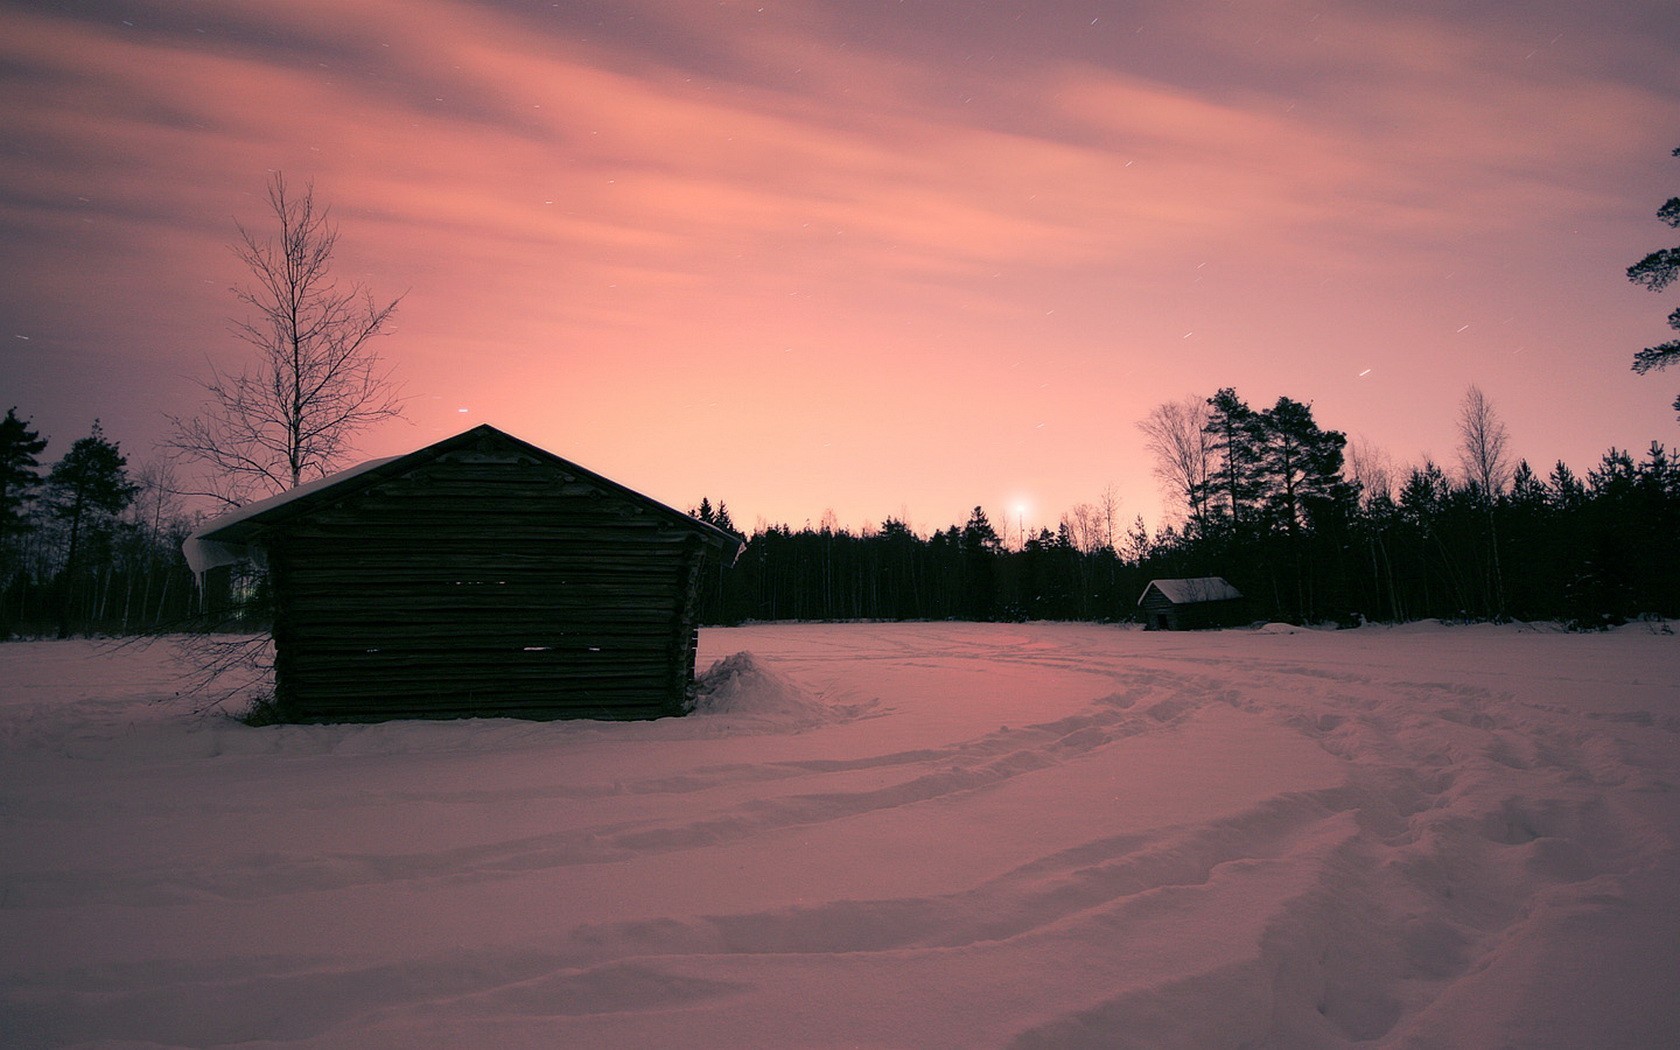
{"left": 3, "top": 0, "right": 1677, "bottom": 535}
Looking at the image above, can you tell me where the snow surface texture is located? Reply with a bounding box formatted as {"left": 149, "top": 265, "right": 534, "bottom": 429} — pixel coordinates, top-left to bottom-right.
{"left": 2, "top": 622, "right": 1678, "bottom": 1048}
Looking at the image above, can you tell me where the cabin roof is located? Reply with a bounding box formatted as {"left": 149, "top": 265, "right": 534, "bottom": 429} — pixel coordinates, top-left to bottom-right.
{"left": 1138, "top": 577, "right": 1243, "bottom": 606}
{"left": 184, "top": 423, "right": 741, "bottom": 575}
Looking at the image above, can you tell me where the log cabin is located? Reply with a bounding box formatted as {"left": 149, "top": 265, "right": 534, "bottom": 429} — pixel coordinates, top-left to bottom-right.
{"left": 1137, "top": 577, "right": 1245, "bottom": 630}
{"left": 184, "top": 424, "right": 742, "bottom": 721}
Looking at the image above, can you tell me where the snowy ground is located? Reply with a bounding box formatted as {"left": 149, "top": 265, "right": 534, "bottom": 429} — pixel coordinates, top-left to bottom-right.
{"left": 3, "top": 621, "right": 1678, "bottom": 1049}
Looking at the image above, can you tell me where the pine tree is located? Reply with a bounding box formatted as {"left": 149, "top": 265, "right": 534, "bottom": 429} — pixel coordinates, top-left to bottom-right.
{"left": 1199, "top": 388, "right": 1264, "bottom": 531}
{"left": 1502, "top": 460, "right": 1554, "bottom": 619}
{"left": 1587, "top": 448, "right": 1637, "bottom": 498}
{"left": 1123, "top": 515, "right": 1152, "bottom": 564}
{"left": 961, "top": 506, "right": 1003, "bottom": 554}
{"left": 1548, "top": 461, "right": 1586, "bottom": 512}
{"left": 1251, "top": 397, "right": 1355, "bottom": 620}
{"left": 1254, "top": 397, "right": 1352, "bottom": 538}
{"left": 1626, "top": 146, "right": 1680, "bottom": 419}
{"left": 44, "top": 421, "right": 137, "bottom": 636}
{"left": 0, "top": 407, "right": 47, "bottom": 543}
{"left": 1509, "top": 460, "right": 1547, "bottom": 507}
{"left": 960, "top": 507, "right": 1002, "bottom": 619}
{"left": 1396, "top": 462, "right": 1457, "bottom": 617}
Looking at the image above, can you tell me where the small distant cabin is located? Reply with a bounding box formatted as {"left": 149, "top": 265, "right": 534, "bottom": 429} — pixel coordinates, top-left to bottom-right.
{"left": 184, "top": 424, "right": 742, "bottom": 722}
{"left": 1137, "top": 577, "right": 1245, "bottom": 631}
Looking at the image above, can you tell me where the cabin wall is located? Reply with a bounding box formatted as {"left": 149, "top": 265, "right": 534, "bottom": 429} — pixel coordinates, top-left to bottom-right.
{"left": 265, "top": 450, "right": 716, "bottom": 721}
{"left": 1139, "top": 591, "right": 1178, "bottom": 630}
{"left": 670, "top": 533, "right": 709, "bottom": 710}
{"left": 1171, "top": 601, "right": 1232, "bottom": 630}
{"left": 1140, "top": 589, "right": 1245, "bottom": 631}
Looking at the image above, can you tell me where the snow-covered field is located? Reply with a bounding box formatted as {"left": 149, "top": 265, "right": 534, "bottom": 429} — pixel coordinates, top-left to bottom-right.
{"left": 3, "top": 621, "right": 1678, "bottom": 1049}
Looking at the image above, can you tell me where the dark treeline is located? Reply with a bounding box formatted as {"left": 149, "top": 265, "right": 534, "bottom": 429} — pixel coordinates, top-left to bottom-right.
{"left": 1146, "top": 438, "right": 1680, "bottom": 628}
{"left": 5, "top": 389, "right": 1678, "bottom": 639}
{"left": 1141, "top": 387, "right": 1680, "bottom": 627}
{"left": 692, "top": 388, "right": 1680, "bottom": 628}
{"left": 1354, "top": 445, "right": 1680, "bottom": 626}
{"left": 1, "top": 410, "right": 200, "bottom": 638}
{"left": 690, "top": 499, "right": 1144, "bottom": 626}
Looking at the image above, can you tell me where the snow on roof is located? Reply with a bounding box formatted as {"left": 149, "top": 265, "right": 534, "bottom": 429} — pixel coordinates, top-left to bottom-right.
{"left": 180, "top": 424, "right": 745, "bottom": 582}
{"left": 182, "top": 455, "right": 403, "bottom": 578}
{"left": 1140, "top": 577, "right": 1243, "bottom": 606}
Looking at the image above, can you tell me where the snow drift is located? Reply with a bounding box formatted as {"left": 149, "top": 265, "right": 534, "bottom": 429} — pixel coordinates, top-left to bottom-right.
{"left": 2, "top": 621, "right": 1677, "bottom": 1048}
{"left": 686, "top": 650, "right": 848, "bottom": 729}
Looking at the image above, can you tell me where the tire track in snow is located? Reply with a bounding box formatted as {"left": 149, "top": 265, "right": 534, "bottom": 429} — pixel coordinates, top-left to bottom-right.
{"left": 1005, "top": 648, "right": 1673, "bottom": 1047}
{"left": 1, "top": 677, "right": 1204, "bottom": 907}
{"left": 7, "top": 624, "right": 1675, "bottom": 1049}
{"left": 2, "top": 784, "right": 1364, "bottom": 1048}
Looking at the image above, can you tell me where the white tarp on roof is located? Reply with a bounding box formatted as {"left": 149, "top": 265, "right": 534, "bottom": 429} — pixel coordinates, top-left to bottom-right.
{"left": 1143, "top": 577, "right": 1243, "bottom": 605}
{"left": 181, "top": 456, "right": 401, "bottom": 578}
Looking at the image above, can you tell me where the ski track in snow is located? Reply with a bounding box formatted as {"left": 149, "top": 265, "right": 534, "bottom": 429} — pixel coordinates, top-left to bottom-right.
{"left": 1, "top": 622, "right": 1677, "bottom": 1048}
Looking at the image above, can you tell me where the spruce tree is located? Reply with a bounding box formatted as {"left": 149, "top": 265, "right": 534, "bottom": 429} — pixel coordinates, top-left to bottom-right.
{"left": 1548, "top": 461, "right": 1586, "bottom": 512}
{"left": 44, "top": 421, "right": 138, "bottom": 636}
{"left": 960, "top": 507, "right": 1002, "bottom": 619}
{"left": 1255, "top": 397, "right": 1352, "bottom": 538}
{"left": 0, "top": 407, "right": 47, "bottom": 543}
{"left": 1509, "top": 461, "right": 1548, "bottom": 507}
{"left": 1251, "top": 397, "right": 1354, "bottom": 621}
{"left": 1199, "top": 388, "right": 1264, "bottom": 531}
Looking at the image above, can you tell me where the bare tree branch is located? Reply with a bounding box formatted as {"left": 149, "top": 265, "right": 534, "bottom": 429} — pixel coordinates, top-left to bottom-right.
{"left": 1457, "top": 385, "right": 1513, "bottom": 498}
{"left": 167, "top": 173, "right": 405, "bottom": 508}
{"left": 1347, "top": 436, "right": 1396, "bottom": 509}
{"left": 1136, "top": 395, "right": 1211, "bottom": 527}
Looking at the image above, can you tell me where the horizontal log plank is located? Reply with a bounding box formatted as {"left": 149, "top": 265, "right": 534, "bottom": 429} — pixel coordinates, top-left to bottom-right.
{"left": 283, "top": 679, "right": 679, "bottom": 698}
{"left": 284, "top": 591, "right": 682, "bottom": 608}
{"left": 279, "top": 560, "right": 695, "bottom": 580}
{"left": 287, "top": 706, "right": 679, "bottom": 723}
{"left": 204, "top": 425, "right": 724, "bottom": 722}
{"left": 282, "top": 616, "right": 680, "bottom": 637}
{"left": 284, "top": 652, "right": 677, "bottom": 668}
{"left": 320, "top": 512, "right": 657, "bottom": 534}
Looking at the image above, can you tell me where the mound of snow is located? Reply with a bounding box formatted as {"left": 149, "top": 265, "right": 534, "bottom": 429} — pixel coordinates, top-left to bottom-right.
{"left": 687, "top": 651, "right": 836, "bottom": 728}
{"left": 1611, "top": 618, "right": 1676, "bottom": 635}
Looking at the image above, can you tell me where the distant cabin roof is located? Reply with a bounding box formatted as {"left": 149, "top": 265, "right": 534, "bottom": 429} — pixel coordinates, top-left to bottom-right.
{"left": 184, "top": 423, "right": 742, "bottom": 576}
{"left": 1138, "top": 577, "right": 1243, "bottom": 606}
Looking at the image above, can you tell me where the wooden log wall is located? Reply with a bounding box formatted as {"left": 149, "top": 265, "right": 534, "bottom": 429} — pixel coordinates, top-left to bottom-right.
{"left": 265, "top": 449, "right": 723, "bottom": 721}
{"left": 1139, "top": 590, "right": 1245, "bottom": 631}
{"left": 1139, "top": 589, "right": 1177, "bottom": 630}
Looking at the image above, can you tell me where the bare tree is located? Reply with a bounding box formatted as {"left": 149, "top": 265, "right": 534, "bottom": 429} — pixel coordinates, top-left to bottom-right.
{"left": 122, "top": 459, "right": 184, "bottom": 631}
{"left": 1348, "top": 437, "right": 1402, "bottom": 620}
{"left": 1121, "top": 514, "right": 1151, "bottom": 564}
{"left": 1457, "top": 385, "right": 1513, "bottom": 498}
{"left": 1061, "top": 502, "right": 1104, "bottom": 555}
{"left": 1347, "top": 436, "right": 1397, "bottom": 509}
{"left": 1097, "top": 482, "right": 1121, "bottom": 552}
{"left": 1136, "top": 395, "right": 1211, "bottom": 527}
{"left": 1456, "top": 384, "right": 1512, "bottom": 617}
{"left": 169, "top": 173, "right": 404, "bottom": 507}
